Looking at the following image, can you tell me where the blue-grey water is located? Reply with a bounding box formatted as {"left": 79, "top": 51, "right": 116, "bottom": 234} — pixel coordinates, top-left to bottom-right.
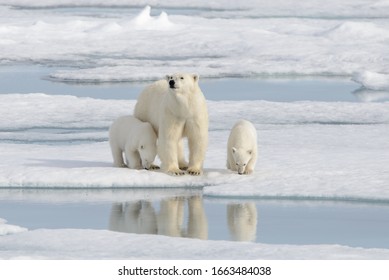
{"left": 1, "top": 191, "right": 389, "bottom": 249}
{"left": 0, "top": 65, "right": 377, "bottom": 102}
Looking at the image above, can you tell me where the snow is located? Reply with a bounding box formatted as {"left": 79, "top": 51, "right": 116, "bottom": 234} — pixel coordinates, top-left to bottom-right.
{"left": 351, "top": 71, "right": 389, "bottom": 102}
{"left": 353, "top": 71, "right": 389, "bottom": 91}
{"left": 0, "top": 1, "right": 389, "bottom": 87}
{"left": 1, "top": 228, "right": 389, "bottom": 260}
{"left": 0, "top": 218, "right": 28, "bottom": 236}
{"left": 1, "top": 0, "right": 389, "bottom": 260}
{"left": 131, "top": 6, "right": 175, "bottom": 30}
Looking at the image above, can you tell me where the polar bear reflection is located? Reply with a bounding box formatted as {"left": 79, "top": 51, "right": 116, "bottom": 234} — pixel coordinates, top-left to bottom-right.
{"left": 109, "top": 196, "right": 208, "bottom": 240}
{"left": 109, "top": 201, "right": 158, "bottom": 234}
{"left": 227, "top": 203, "right": 257, "bottom": 242}
{"left": 110, "top": 198, "right": 258, "bottom": 242}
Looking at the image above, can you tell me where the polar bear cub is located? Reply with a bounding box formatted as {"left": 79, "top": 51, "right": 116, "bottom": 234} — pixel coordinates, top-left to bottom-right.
{"left": 227, "top": 119, "right": 257, "bottom": 175}
{"left": 134, "top": 73, "right": 208, "bottom": 176}
{"left": 109, "top": 115, "right": 159, "bottom": 170}
{"left": 227, "top": 203, "right": 257, "bottom": 241}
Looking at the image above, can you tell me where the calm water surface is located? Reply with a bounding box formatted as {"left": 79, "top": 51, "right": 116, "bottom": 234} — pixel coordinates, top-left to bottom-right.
{"left": 2, "top": 65, "right": 387, "bottom": 102}
{"left": 1, "top": 190, "right": 389, "bottom": 249}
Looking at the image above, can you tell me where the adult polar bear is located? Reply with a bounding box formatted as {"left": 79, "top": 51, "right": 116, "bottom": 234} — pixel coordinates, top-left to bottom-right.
{"left": 134, "top": 73, "right": 208, "bottom": 176}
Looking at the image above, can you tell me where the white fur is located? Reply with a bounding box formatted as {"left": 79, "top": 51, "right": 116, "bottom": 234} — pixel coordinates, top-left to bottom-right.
{"left": 158, "top": 197, "right": 207, "bottom": 239}
{"left": 109, "top": 115, "right": 158, "bottom": 170}
{"left": 134, "top": 73, "right": 208, "bottom": 176}
{"left": 109, "top": 197, "right": 208, "bottom": 240}
{"left": 227, "top": 119, "right": 258, "bottom": 174}
{"left": 227, "top": 203, "right": 257, "bottom": 242}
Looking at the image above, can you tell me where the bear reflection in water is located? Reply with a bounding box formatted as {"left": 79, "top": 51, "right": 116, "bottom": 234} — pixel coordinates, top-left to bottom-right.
{"left": 227, "top": 203, "right": 257, "bottom": 242}
{"left": 109, "top": 196, "right": 257, "bottom": 242}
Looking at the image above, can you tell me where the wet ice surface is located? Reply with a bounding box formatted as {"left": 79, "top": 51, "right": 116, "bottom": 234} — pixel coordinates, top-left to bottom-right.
{"left": 1, "top": 0, "right": 389, "bottom": 259}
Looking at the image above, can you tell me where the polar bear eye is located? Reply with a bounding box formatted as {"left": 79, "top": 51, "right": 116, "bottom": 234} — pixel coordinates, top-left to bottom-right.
{"left": 180, "top": 76, "right": 184, "bottom": 80}
{"left": 236, "top": 163, "right": 238, "bottom": 166}
{"left": 140, "top": 145, "right": 144, "bottom": 149}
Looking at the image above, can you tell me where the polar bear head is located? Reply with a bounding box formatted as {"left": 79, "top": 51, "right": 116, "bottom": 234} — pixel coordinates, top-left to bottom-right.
{"left": 165, "top": 73, "right": 199, "bottom": 93}
{"left": 138, "top": 124, "right": 158, "bottom": 170}
{"left": 232, "top": 147, "right": 252, "bottom": 175}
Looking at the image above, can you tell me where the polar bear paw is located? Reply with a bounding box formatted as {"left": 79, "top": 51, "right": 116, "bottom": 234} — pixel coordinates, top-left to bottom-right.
{"left": 178, "top": 161, "right": 189, "bottom": 171}
{"left": 187, "top": 167, "right": 202, "bottom": 176}
{"left": 238, "top": 169, "right": 253, "bottom": 175}
{"left": 148, "top": 164, "right": 160, "bottom": 170}
{"left": 167, "top": 168, "right": 186, "bottom": 176}
{"left": 242, "top": 169, "right": 253, "bottom": 175}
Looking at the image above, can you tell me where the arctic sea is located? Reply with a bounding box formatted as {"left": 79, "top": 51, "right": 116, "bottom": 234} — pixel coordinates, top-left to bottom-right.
{"left": 1, "top": 0, "right": 389, "bottom": 260}
{"left": 1, "top": 65, "right": 389, "bottom": 249}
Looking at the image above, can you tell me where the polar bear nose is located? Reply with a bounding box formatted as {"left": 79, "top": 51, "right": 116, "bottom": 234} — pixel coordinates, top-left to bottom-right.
{"left": 169, "top": 80, "right": 175, "bottom": 88}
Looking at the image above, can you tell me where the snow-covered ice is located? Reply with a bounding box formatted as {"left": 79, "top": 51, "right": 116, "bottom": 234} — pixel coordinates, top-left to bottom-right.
{"left": 0, "top": 93, "right": 388, "bottom": 200}
{"left": 0, "top": 218, "right": 27, "bottom": 236}
{"left": 0, "top": 1, "right": 389, "bottom": 87}
{"left": 353, "top": 71, "right": 389, "bottom": 91}
{"left": 2, "top": 228, "right": 389, "bottom": 259}
{"left": 1, "top": 0, "right": 389, "bottom": 260}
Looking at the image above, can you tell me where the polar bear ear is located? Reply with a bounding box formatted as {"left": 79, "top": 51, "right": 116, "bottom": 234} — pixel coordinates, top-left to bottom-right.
{"left": 232, "top": 147, "right": 237, "bottom": 153}
{"left": 193, "top": 74, "right": 199, "bottom": 82}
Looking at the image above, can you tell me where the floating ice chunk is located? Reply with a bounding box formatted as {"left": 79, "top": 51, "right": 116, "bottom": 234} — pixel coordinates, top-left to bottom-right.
{"left": 132, "top": 5, "right": 152, "bottom": 26}
{"left": 352, "top": 71, "right": 389, "bottom": 90}
{"left": 0, "top": 218, "right": 28, "bottom": 236}
{"left": 131, "top": 6, "right": 175, "bottom": 30}
{"left": 353, "top": 89, "right": 389, "bottom": 102}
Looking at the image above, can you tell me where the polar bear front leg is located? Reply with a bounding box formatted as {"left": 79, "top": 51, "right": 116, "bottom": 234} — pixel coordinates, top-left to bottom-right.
{"left": 111, "top": 147, "right": 126, "bottom": 167}
{"left": 158, "top": 120, "right": 186, "bottom": 176}
{"left": 226, "top": 152, "right": 234, "bottom": 171}
{"left": 243, "top": 151, "right": 257, "bottom": 174}
{"left": 125, "top": 149, "right": 142, "bottom": 169}
{"left": 186, "top": 124, "right": 208, "bottom": 176}
{"left": 177, "top": 139, "right": 188, "bottom": 170}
